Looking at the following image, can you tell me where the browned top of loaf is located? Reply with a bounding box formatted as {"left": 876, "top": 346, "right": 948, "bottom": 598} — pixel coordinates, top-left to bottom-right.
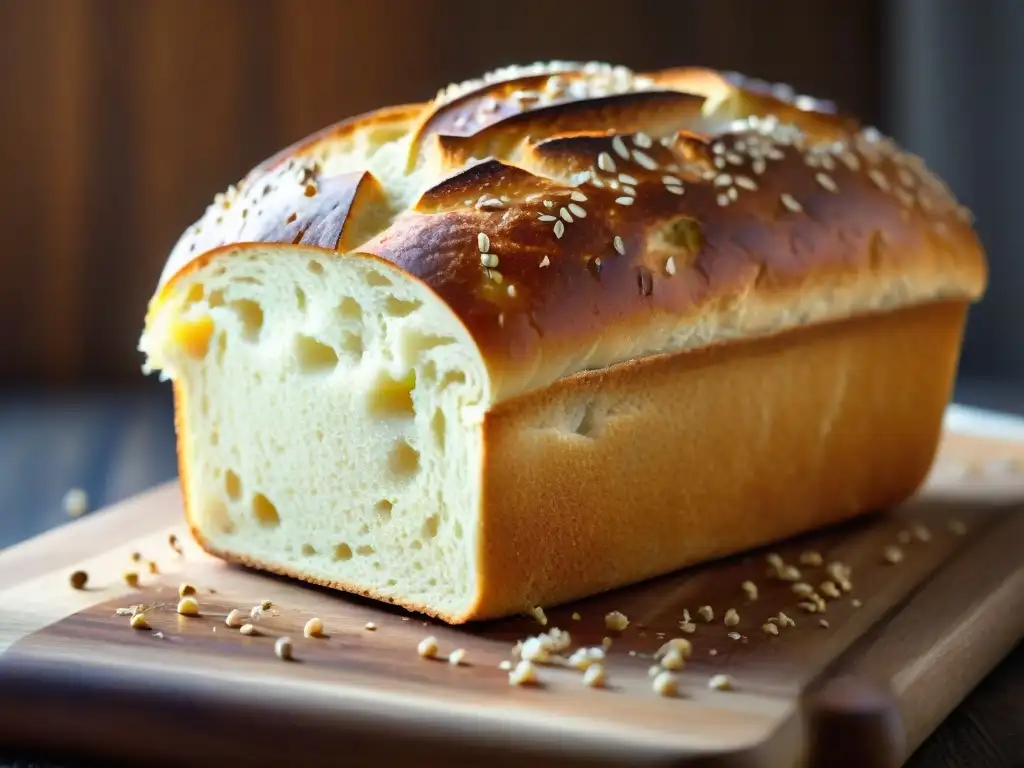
{"left": 154, "top": 62, "right": 987, "bottom": 400}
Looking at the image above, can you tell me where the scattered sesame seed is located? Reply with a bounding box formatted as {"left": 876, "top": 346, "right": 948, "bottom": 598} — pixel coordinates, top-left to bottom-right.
{"left": 652, "top": 671, "right": 679, "bottom": 697}
{"left": 618, "top": 173, "right": 639, "bottom": 186}
{"left": 621, "top": 185, "right": 637, "bottom": 196}
{"left": 130, "top": 613, "right": 150, "bottom": 630}
{"left": 708, "top": 674, "right": 735, "bottom": 691}
{"left": 477, "top": 232, "right": 490, "bottom": 252}
{"left": 741, "top": 581, "right": 759, "bottom": 600}
{"left": 948, "top": 519, "right": 967, "bottom": 536}
{"left": 815, "top": 172, "right": 838, "bottom": 192}
{"left": 798, "top": 601, "right": 819, "bottom": 614}
{"left": 570, "top": 190, "right": 587, "bottom": 202}
{"left": 498, "top": 660, "right": 513, "bottom": 671}
{"left": 225, "top": 609, "right": 246, "bottom": 628}
{"left": 598, "top": 152, "right": 617, "bottom": 173}
{"left": 819, "top": 619, "right": 830, "bottom": 629}
{"left": 62, "top": 488, "right": 89, "bottom": 518}
{"left": 799, "top": 551, "right": 823, "bottom": 566}
{"left": 679, "top": 622, "right": 696, "bottom": 634}
{"left": 682, "top": 609, "right": 691, "bottom": 623}
{"left": 753, "top": 158, "right": 767, "bottom": 175}
{"left": 529, "top": 606, "right": 548, "bottom": 626}
{"left": 632, "top": 149, "right": 658, "bottom": 170}
{"left": 274, "top": 636, "right": 294, "bottom": 661}
{"left": 779, "top": 565, "right": 802, "bottom": 582}
{"left": 178, "top": 583, "right": 196, "bottom": 598}
{"left": 239, "top": 623, "right": 258, "bottom": 636}
{"left": 852, "top": 599, "right": 862, "bottom": 608}
{"left": 777, "top": 612, "right": 796, "bottom": 628}
{"left": 709, "top": 648, "right": 718, "bottom": 656}
{"left": 115, "top": 607, "right": 133, "bottom": 616}
{"left": 763, "top": 622, "right": 779, "bottom": 636}
{"left": 660, "top": 648, "right": 686, "bottom": 671}
{"left": 664, "top": 256, "right": 677, "bottom": 276}
{"left": 448, "top": 648, "right": 467, "bottom": 666}
{"left": 260, "top": 600, "right": 273, "bottom": 611}
{"left": 480, "top": 252, "right": 499, "bottom": 269}
{"left": 613, "top": 235, "right": 626, "bottom": 255}
{"left": 869, "top": 169, "right": 890, "bottom": 191}
{"left": 820, "top": 581, "right": 841, "bottom": 599}
{"left": 507, "top": 284, "right": 517, "bottom": 298}
{"left": 303, "top": 617, "right": 324, "bottom": 638}
{"left": 605, "top": 611, "right": 629, "bottom": 631}
{"left": 538, "top": 214, "right": 557, "bottom": 222}
{"left": 571, "top": 612, "right": 581, "bottom": 621}
{"left": 559, "top": 207, "right": 574, "bottom": 223}
{"left": 792, "top": 582, "right": 815, "bottom": 597}
{"left": 177, "top": 596, "right": 200, "bottom": 616}
{"left": 727, "top": 187, "right": 738, "bottom": 201}
{"left": 539, "top": 256, "right": 551, "bottom": 267}
{"left": 781, "top": 193, "right": 803, "bottom": 213}
{"left": 509, "top": 659, "right": 539, "bottom": 686}
{"left": 417, "top": 636, "right": 439, "bottom": 658}
{"left": 554, "top": 220, "right": 566, "bottom": 238}
{"left": 250, "top": 606, "right": 262, "bottom": 621}
{"left": 724, "top": 609, "right": 740, "bottom": 627}
{"left": 728, "top": 631, "right": 742, "bottom": 640}
{"left": 615, "top": 196, "right": 635, "bottom": 206}
{"left": 612, "top": 136, "right": 629, "bottom": 160}
{"left": 735, "top": 175, "right": 757, "bottom": 191}
{"left": 634, "top": 131, "right": 653, "bottom": 149}
{"left": 714, "top": 174, "right": 733, "bottom": 187}
{"left": 364, "top": 622, "right": 377, "bottom": 631}
{"left": 568, "top": 202, "right": 587, "bottom": 218}
{"left": 716, "top": 193, "right": 730, "bottom": 207}
{"left": 665, "top": 184, "right": 684, "bottom": 195}
{"left": 583, "top": 664, "right": 606, "bottom": 688}
{"left": 542, "top": 199, "right": 554, "bottom": 208}
{"left": 883, "top": 545, "right": 904, "bottom": 564}
{"left": 697, "top": 606, "right": 714, "bottom": 623}
{"left": 913, "top": 524, "right": 932, "bottom": 542}
{"left": 123, "top": 571, "right": 139, "bottom": 588}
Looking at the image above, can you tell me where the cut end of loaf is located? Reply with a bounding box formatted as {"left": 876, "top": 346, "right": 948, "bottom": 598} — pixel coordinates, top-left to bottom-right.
{"left": 140, "top": 246, "right": 491, "bottom": 621}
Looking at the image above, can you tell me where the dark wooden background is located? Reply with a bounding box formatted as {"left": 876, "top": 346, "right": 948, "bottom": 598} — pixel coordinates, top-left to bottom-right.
{"left": 0, "top": 0, "right": 884, "bottom": 386}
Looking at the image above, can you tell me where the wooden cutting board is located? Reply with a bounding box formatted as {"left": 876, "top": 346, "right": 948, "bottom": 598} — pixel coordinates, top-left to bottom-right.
{"left": 1, "top": 424, "right": 1022, "bottom": 768}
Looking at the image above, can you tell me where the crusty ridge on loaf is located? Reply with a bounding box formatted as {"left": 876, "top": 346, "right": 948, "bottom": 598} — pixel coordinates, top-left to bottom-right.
{"left": 140, "top": 61, "right": 986, "bottom": 622}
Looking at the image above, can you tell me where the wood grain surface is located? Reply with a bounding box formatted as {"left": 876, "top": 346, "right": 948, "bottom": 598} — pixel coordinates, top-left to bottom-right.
{"left": 0, "top": 431, "right": 1022, "bottom": 767}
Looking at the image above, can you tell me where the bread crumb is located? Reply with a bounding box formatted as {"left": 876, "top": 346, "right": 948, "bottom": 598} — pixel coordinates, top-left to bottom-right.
{"left": 763, "top": 622, "right": 779, "bottom": 636}
{"left": 582, "top": 664, "right": 606, "bottom": 688}
{"left": 364, "top": 621, "right": 377, "bottom": 631}
{"left": 225, "top": 609, "right": 247, "bottom": 628}
{"left": 728, "top": 631, "right": 742, "bottom": 640}
{"left": 417, "top": 636, "right": 439, "bottom": 659}
{"left": 660, "top": 648, "right": 686, "bottom": 670}
{"left": 724, "top": 609, "right": 740, "bottom": 627}
{"left": 250, "top": 606, "right": 262, "bottom": 621}
{"left": 274, "top": 636, "right": 293, "bottom": 661}
{"left": 62, "top": 488, "right": 89, "bottom": 518}
{"left": 498, "top": 660, "right": 513, "bottom": 671}
{"left": 648, "top": 665, "right": 662, "bottom": 677}
{"left": 777, "top": 612, "right": 796, "bottom": 628}
{"left": 148, "top": 560, "right": 159, "bottom": 575}
{"left": 115, "top": 607, "right": 133, "bottom": 616}
{"left": 708, "top": 674, "right": 735, "bottom": 691}
{"left": 121, "top": 569, "right": 138, "bottom": 587}
{"left": 571, "top": 612, "right": 581, "bottom": 621}
{"left": 948, "top": 519, "right": 967, "bottom": 536}
{"left": 260, "top": 600, "right": 273, "bottom": 611}
{"left": 656, "top": 638, "right": 693, "bottom": 660}
{"left": 130, "top": 613, "right": 150, "bottom": 630}
{"left": 448, "top": 648, "right": 467, "bottom": 666}
{"left": 799, "top": 551, "right": 823, "bottom": 566}
{"left": 509, "top": 659, "right": 539, "bottom": 686}
{"left": 883, "top": 545, "right": 904, "bottom": 564}
{"left": 153, "top": 631, "right": 164, "bottom": 639}
{"left": 239, "top": 623, "right": 258, "bottom": 636}
{"left": 741, "top": 580, "right": 758, "bottom": 600}
{"left": 697, "top": 605, "right": 714, "bottom": 623}
{"left": 178, "top": 583, "right": 197, "bottom": 598}
{"left": 604, "top": 611, "right": 629, "bottom": 631}
{"left": 69, "top": 570, "right": 88, "bottom": 590}
{"left": 528, "top": 606, "right": 548, "bottom": 626}
{"left": 303, "top": 617, "right": 324, "bottom": 638}
{"left": 169, "top": 533, "right": 183, "bottom": 555}
{"left": 819, "top": 581, "right": 841, "bottom": 599}
{"left": 130, "top": 552, "right": 142, "bottom": 563}
{"left": 819, "top": 619, "right": 830, "bottom": 628}
{"left": 602, "top": 636, "right": 613, "bottom": 649}
{"left": 652, "top": 671, "right": 679, "bottom": 697}
{"left": 679, "top": 621, "right": 696, "bottom": 634}
{"left": 567, "top": 646, "right": 605, "bottom": 671}
{"left": 176, "top": 596, "right": 199, "bottom": 616}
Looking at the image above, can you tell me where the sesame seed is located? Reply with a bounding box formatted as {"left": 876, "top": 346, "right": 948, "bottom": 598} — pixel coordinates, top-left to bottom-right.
{"left": 883, "top": 545, "right": 904, "bottom": 564}
{"left": 477, "top": 232, "right": 490, "bottom": 252}
{"left": 652, "top": 671, "right": 679, "bottom": 697}
{"left": 679, "top": 621, "right": 696, "bottom": 633}
{"left": 727, "top": 187, "right": 738, "bottom": 201}
{"left": 480, "top": 253, "right": 499, "bottom": 269}
{"left": 559, "top": 207, "right": 574, "bottom": 223}
{"left": 538, "top": 214, "right": 557, "bottom": 222}
{"left": 709, "top": 648, "right": 718, "bottom": 656}
{"left": 130, "top": 613, "right": 150, "bottom": 630}
{"left": 417, "top": 636, "right": 439, "bottom": 659}
{"left": 177, "top": 596, "right": 200, "bottom": 616}
{"left": 726, "top": 152, "right": 744, "bottom": 165}
{"left": 225, "top": 609, "right": 246, "bottom": 628}
{"left": 792, "top": 582, "right": 815, "bottom": 597}
{"left": 665, "top": 184, "right": 684, "bottom": 195}
{"left": 632, "top": 149, "right": 658, "bottom": 170}
{"left": 724, "top": 609, "right": 740, "bottom": 627}
{"left": 799, "top": 551, "right": 823, "bottom": 566}
{"left": 896, "top": 187, "right": 915, "bottom": 207}
{"left": 364, "top": 621, "right": 377, "bottom": 630}
{"left": 448, "top": 648, "right": 467, "bottom": 666}
{"left": 239, "top": 623, "right": 258, "bottom": 636}
{"left": 712, "top": 142, "right": 725, "bottom": 155}
{"left": 554, "top": 220, "right": 566, "bottom": 238}
{"left": 274, "top": 636, "right": 294, "bottom": 661}
{"left": 570, "top": 190, "right": 587, "bottom": 202}
{"left": 598, "top": 152, "right": 617, "bottom": 173}
{"left": 634, "top": 131, "right": 653, "bottom": 148}
{"left": 572, "top": 612, "right": 581, "bottom": 621}
{"left": 741, "top": 581, "right": 758, "bottom": 600}
{"left": 735, "top": 175, "right": 757, "bottom": 191}
{"left": 708, "top": 674, "right": 735, "bottom": 691}
{"left": 605, "top": 611, "right": 629, "bottom": 631}
{"left": 714, "top": 156, "right": 727, "bottom": 169}
{"left": 766, "top": 553, "right": 784, "bottom": 568}
{"left": 662, "top": 174, "right": 681, "bottom": 186}
{"left": 542, "top": 199, "right": 554, "bottom": 208}
{"left": 612, "top": 136, "right": 629, "bottom": 159}
{"left": 615, "top": 196, "right": 635, "bottom": 206}
{"left": 498, "top": 660, "right": 513, "bottom": 671}
{"left": 507, "top": 284, "right": 517, "bottom": 298}
{"left": 568, "top": 203, "right": 587, "bottom": 218}
{"left": 820, "top": 581, "right": 842, "bottom": 599}
{"left": 763, "top": 622, "right": 779, "bottom": 636}
{"left": 528, "top": 606, "right": 548, "bottom": 626}
{"left": 613, "top": 235, "right": 626, "bottom": 255}
{"left": 697, "top": 605, "right": 714, "bottom": 623}
{"left": 303, "top": 617, "right": 324, "bottom": 638}
{"left": 539, "top": 256, "right": 551, "bottom": 267}
{"left": 779, "top": 565, "right": 801, "bottom": 582}
{"left": 852, "top": 599, "right": 863, "bottom": 608}
{"left": 618, "top": 173, "right": 639, "bottom": 186}
{"left": 716, "top": 193, "right": 730, "bottom": 207}
{"left": 727, "top": 631, "right": 742, "bottom": 640}
{"left": 819, "top": 619, "right": 830, "bottom": 629}
{"left": 583, "top": 664, "right": 606, "bottom": 688}
{"left": 841, "top": 152, "right": 860, "bottom": 171}
{"left": 752, "top": 158, "right": 767, "bottom": 175}
{"left": 778, "top": 612, "right": 796, "bottom": 628}
{"left": 869, "top": 169, "right": 890, "bottom": 191}
{"left": 665, "top": 256, "right": 677, "bottom": 276}
{"left": 621, "top": 185, "right": 637, "bottom": 196}
{"left": 913, "top": 523, "right": 932, "bottom": 542}
{"left": 714, "top": 174, "right": 733, "bottom": 187}
{"left": 816, "top": 172, "right": 838, "bottom": 192}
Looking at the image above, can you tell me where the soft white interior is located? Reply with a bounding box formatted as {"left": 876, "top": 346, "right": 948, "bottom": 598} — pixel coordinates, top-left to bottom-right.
{"left": 141, "top": 250, "right": 490, "bottom": 617}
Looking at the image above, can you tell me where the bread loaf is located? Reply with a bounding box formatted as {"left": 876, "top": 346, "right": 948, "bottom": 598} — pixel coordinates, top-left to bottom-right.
{"left": 139, "top": 62, "right": 986, "bottom": 623}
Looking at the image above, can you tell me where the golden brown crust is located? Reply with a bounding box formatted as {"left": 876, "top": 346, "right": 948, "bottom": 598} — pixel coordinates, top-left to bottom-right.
{"left": 151, "top": 61, "right": 986, "bottom": 404}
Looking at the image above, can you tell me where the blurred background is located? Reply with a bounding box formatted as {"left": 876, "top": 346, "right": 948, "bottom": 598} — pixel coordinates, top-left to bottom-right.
{"left": 1, "top": 0, "right": 1022, "bottom": 538}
